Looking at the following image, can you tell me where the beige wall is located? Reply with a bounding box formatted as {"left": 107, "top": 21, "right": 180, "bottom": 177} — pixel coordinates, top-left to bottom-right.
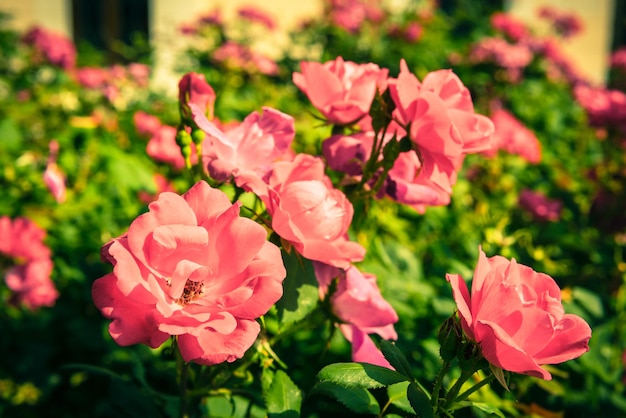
{"left": 508, "top": 0, "right": 615, "bottom": 86}
{"left": 0, "top": 0, "right": 615, "bottom": 87}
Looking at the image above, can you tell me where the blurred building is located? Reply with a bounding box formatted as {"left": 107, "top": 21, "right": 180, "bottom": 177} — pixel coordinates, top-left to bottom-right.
{"left": 0, "top": 0, "right": 619, "bottom": 89}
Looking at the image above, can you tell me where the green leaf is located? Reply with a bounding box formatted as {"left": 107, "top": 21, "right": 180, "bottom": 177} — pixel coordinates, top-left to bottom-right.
{"left": 407, "top": 381, "right": 433, "bottom": 418}
{"left": 311, "top": 381, "right": 380, "bottom": 415}
{"left": 387, "top": 381, "right": 415, "bottom": 414}
{"left": 264, "top": 370, "right": 302, "bottom": 418}
{"left": 571, "top": 286, "right": 604, "bottom": 318}
{"left": 0, "top": 118, "right": 23, "bottom": 152}
{"left": 317, "top": 362, "right": 409, "bottom": 389}
{"left": 380, "top": 340, "right": 414, "bottom": 380}
{"left": 470, "top": 402, "right": 506, "bottom": 417}
{"left": 275, "top": 250, "right": 319, "bottom": 329}
{"left": 489, "top": 364, "right": 509, "bottom": 391}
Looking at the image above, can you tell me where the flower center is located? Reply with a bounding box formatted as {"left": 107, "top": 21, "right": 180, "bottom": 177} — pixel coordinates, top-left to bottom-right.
{"left": 176, "top": 279, "right": 204, "bottom": 305}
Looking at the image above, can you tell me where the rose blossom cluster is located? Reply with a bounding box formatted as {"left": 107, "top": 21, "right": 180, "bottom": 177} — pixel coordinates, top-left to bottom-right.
{"left": 327, "top": 0, "right": 386, "bottom": 34}
{"left": 73, "top": 63, "right": 150, "bottom": 107}
{"left": 518, "top": 189, "right": 562, "bottom": 222}
{"left": 468, "top": 37, "right": 533, "bottom": 82}
{"left": 1, "top": 216, "right": 58, "bottom": 310}
{"left": 294, "top": 57, "right": 494, "bottom": 213}
{"left": 574, "top": 84, "right": 626, "bottom": 129}
{"left": 538, "top": 6, "right": 584, "bottom": 39}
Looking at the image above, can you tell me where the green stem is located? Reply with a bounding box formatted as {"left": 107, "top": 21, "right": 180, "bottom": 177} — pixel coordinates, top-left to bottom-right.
{"left": 443, "top": 368, "right": 476, "bottom": 410}
{"left": 431, "top": 359, "right": 452, "bottom": 408}
{"left": 174, "top": 338, "right": 190, "bottom": 418}
{"left": 454, "top": 374, "right": 495, "bottom": 404}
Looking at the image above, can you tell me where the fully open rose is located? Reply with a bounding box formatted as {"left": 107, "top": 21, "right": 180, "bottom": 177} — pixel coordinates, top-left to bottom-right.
{"left": 446, "top": 248, "right": 591, "bottom": 380}
{"left": 92, "top": 181, "right": 286, "bottom": 365}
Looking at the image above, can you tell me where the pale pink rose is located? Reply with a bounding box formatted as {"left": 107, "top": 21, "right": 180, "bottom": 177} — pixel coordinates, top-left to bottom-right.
{"left": 198, "top": 107, "right": 295, "bottom": 183}
{"left": 518, "top": 189, "right": 562, "bottom": 222}
{"left": 146, "top": 125, "right": 197, "bottom": 170}
{"left": 178, "top": 72, "right": 216, "bottom": 123}
{"left": 242, "top": 154, "right": 365, "bottom": 268}
{"left": 92, "top": 181, "right": 286, "bottom": 365}
{"left": 313, "top": 262, "right": 397, "bottom": 367}
{"left": 447, "top": 248, "right": 591, "bottom": 380}
{"left": 0, "top": 216, "right": 58, "bottom": 310}
{"left": 133, "top": 111, "right": 162, "bottom": 137}
{"left": 482, "top": 108, "right": 541, "bottom": 163}
{"left": 293, "top": 57, "right": 388, "bottom": 125}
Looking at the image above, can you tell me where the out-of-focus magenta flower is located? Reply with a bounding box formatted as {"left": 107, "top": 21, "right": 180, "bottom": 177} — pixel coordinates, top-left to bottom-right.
{"left": 469, "top": 37, "right": 533, "bottom": 81}
{"left": 490, "top": 12, "right": 529, "bottom": 42}
{"left": 133, "top": 111, "right": 162, "bottom": 138}
{"left": 574, "top": 84, "right": 626, "bottom": 128}
{"left": 43, "top": 140, "right": 66, "bottom": 203}
{"left": 178, "top": 72, "right": 216, "bottom": 124}
{"left": 482, "top": 108, "right": 541, "bottom": 163}
{"left": 146, "top": 125, "right": 197, "bottom": 170}
{"left": 293, "top": 57, "right": 388, "bottom": 125}
{"left": 328, "top": 0, "right": 385, "bottom": 33}
{"left": 92, "top": 181, "right": 286, "bottom": 365}
{"left": 22, "top": 26, "right": 76, "bottom": 69}
{"left": 237, "top": 5, "right": 277, "bottom": 30}
{"left": 128, "top": 63, "right": 150, "bottom": 87}
{"left": 0, "top": 216, "right": 58, "bottom": 310}
{"left": 538, "top": 7, "right": 583, "bottom": 39}
{"left": 242, "top": 154, "right": 365, "bottom": 268}
{"left": 518, "top": 189, "right": 562, "bottom": 222}
{"left": 610, "top": 48, "right": 626, "bottom": 72}
{"left": 447, "top": 248, "right": 591, "bottom": 380}
{"left": 196, "top": 106, "right": 295, "bottom": 183}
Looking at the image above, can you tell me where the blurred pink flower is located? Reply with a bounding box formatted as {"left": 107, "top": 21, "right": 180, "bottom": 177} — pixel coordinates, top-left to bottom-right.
{"left": 133, "top": 111, "right": 162, "bottom": 137}
{"left": 43, "top": 140, "right": 66, "bottom": 203}
{"left": 212, "top": 42, "right": 279, "bottom": 76}
{"left": 243, "top": 154, "right": 365, "bottom": 268}
{"left": 610, "top": 48, "right": 626, "bottom": 72}
{"left": 469, "top": 37, "right": 533, "bottom": 74}
{"left": 0, "top": 216, "right": 58, "bottom": 310}
{"left": 237, "top": 5, "right": 277, "bottom": 30}
{"left": 92, "top": 181, "right": 286, "bottom": 365}
{"left": 75, "top": 67, "right": 110, "bottom": 89}
{"left": 447, "top": 248, "right": 591, "bottom": 380}
{"left": 293, "top": 56, "right": 388, "bottom": 125}
{"left": 490, "top": 12, "right": 529, "bottom": 42}
{"left": 518, "top": 189, "right": 562, "bottom": 222}
{"left": 328, "top": 0, "right": 385, "bottom": 33}
{"left": 538, "top": 7, "right": 583, "bottom": 39}
{"left": 23, "top": 26, "right": 76, "bottom": 69}
{"left": 146, "top": 125, "right": 197, "bottom": 170}
{"left": 482, "top": 108, "right": 541, "bottom": 163}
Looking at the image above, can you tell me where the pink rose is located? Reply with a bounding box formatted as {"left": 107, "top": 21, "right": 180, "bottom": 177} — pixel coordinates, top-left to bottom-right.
{"left": 314, "top": 263, "right": 397, "bottom": 368}
{"left": 242, "top": 154, "right": 365, "bottom": 268}
{"left": 293, "top": 57, "right": 388, "bottom": 125}
{"left": 198, "top": 107, "right": 295, "bottom": 183}
{"left": 446, "top": 248, "right": 591, "bottom": 380}
{"left": 92, "top": 181, "right": 286, "bottom": 365}
{"left": 133, "top": 111, "right": 162, "bottom": 138}
{"left": 178, "top": 72, "right": 216, "bottom": 124}
{"left": 0, "top": 216, "right": 58, "bottom": 310}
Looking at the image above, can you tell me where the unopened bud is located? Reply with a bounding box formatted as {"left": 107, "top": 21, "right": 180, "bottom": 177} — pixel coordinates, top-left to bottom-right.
{"left": 191, "top": 129, "right": 206, "bottom": 145}
{"left": 438, "top": 315, "right": 462, "bottom": 362}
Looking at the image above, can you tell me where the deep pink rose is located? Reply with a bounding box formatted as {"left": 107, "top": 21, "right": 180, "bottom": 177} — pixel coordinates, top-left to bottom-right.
{"left": 242, "top": 154, "right": 365, "bottom": 268}
{"left": 178, "top": 72, "right": 216, "bottom": 124}
{"left": 92, "top": 181, "right": 286, "bottom": 365}
{"left": 197, "top": 107, "right": 295, "bottom": 183}
{"left": 518, "top": 189, "right": 562, "bottom": 222}
{"left": 0, "top": 216, "right": 58, "bottom": 310}
{"left": 293, "top": 57, "right": 388, "bottom": 125}
{"left": 446, "top": 248, "right": 591, "bottom": 380}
